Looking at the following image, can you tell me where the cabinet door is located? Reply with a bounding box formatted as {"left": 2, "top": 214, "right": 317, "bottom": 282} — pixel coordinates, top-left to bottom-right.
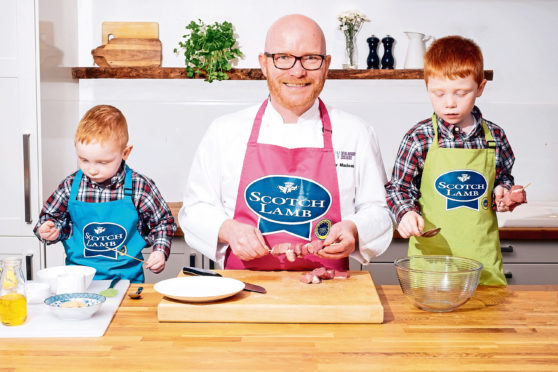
{"left": 0, "top": 0, "right": 40, "bottom": 236}
{"left": 0, "top": 237, "right": 42, "bottom": 280}
{"left": 503, "top": 264, "right": 558, "bottom": 285}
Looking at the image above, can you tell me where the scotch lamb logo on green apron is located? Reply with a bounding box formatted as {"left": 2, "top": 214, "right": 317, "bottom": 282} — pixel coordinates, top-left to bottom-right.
{"left": 435, "top": 170, "right": 488, "bottom": 211}
{"left": 245, "top": 175, "right": 331, "bottom": 240}
{"left": 82, "top": 222, "right": 127, "bottom": 259}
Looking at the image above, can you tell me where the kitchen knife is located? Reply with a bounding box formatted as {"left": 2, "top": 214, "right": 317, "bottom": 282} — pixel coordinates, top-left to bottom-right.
{"left": 182, "top": 266, "right": 266, "bottom": 294}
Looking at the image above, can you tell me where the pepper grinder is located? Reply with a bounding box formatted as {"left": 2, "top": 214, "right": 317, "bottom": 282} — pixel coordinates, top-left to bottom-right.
{"left": 381, "top": 35, "right": 395, "bottom": 69}
{"left": 366, "top": 35, "right": 380, "bottom": 69}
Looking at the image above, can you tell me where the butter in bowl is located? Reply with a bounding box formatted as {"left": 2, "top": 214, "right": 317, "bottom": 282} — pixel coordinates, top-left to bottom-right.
{"left": 44, "top": 293, "right": 106, "bottom": 320}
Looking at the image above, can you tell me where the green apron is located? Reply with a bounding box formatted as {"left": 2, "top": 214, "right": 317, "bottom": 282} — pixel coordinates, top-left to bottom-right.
{"left": 408, "top": 114, "right": 506, "bottom": 286}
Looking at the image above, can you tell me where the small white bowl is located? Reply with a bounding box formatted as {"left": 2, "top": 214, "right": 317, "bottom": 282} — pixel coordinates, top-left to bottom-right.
{"left": 25, "top": 281, "right": 51, "bottom": 304}
{"left": 44, "top": 293, "right": 106, "bottom": 320}
{"left": 36, "top": 265, "right": 96, "bottom": 293}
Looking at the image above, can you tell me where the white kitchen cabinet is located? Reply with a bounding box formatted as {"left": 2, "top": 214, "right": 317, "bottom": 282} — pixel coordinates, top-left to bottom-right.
{"left": 499, "top": 240, "right": 558, "bottom": 285}
{"left": 0, "top": 0, "right": 42, "bottom": 278}
{"left": 362, "top": 238, "right": 558, "bottom": 285}
{"left": 141, "top": 241, "right": 188, "bottom": 283}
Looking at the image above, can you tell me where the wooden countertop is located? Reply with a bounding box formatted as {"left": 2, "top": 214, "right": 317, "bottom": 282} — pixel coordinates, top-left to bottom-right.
{"left": 168, "top": 202, "right": 558, "bottom": 240}
{"left": 4, "top": 284, "right": 558, "bottom": 371}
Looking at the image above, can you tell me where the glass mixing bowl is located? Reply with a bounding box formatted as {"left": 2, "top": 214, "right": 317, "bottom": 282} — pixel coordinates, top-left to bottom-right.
{"left": 394, "top": 255, "right": 483, "bottom": 312}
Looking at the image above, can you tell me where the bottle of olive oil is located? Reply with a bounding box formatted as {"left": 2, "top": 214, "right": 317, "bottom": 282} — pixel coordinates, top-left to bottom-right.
{"left": 0, "top": 257, "right": 27, "bottom": 326}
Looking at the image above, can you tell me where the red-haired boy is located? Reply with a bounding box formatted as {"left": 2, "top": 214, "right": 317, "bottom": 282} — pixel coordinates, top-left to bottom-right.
{"left": 35, "top": 105, "right": 176, "bottom": 283}
{"left": 385, "top": 36, "right": 525, "bottom": 285}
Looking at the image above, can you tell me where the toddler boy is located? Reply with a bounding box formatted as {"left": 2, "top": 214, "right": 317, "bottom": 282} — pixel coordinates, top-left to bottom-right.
{"left": 35, "top": 105, "right": 176, "bottom": 283}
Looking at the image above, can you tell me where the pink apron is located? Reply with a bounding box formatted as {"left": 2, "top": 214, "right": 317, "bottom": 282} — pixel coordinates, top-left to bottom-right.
{"left": 225, "top": 99, "right": 348, "bottom": 270}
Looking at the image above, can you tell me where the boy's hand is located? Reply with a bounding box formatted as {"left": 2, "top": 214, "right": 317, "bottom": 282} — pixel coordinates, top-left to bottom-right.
{"left": 144, "top": 250, "right": 166, "bottom": 273}
{"left": 397, "top": 211, "right": 424, "bottom": 238}
{"left": 38, "top": 221, "right": 60, "bottom": 241}
{"left": 494, "top": 185, "right": 510, "bottom": 212}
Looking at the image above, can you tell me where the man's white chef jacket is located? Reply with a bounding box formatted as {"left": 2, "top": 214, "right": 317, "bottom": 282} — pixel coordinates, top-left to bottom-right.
{"left": 179, "top": 99, "right": 394, "bottom": 267}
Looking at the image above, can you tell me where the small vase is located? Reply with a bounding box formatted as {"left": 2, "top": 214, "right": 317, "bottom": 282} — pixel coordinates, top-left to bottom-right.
{"left": 381, "top": 35, "right": 395, "bottom": 69}
{"left": 366, "top": 35, "right": 380, "bottom": 69}
{"left": 343, "top": 31, "right": 359, "bottom": 69}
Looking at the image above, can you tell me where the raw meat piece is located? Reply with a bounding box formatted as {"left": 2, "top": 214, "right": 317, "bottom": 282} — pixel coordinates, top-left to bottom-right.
{"left": 333, "top": 271, "right": 348, "bottom": 279}
{"left": 285, "top": 250, "right": 296, "bottom": 262}
{"left": 300, "top": 273, "right": 314, "bottom": 284}
{"left": 311, "top": 267, "right": 327, "bottom": 278}
{"left": 270, "top": 241, "right": 325, "bottom": 261}
{"left": 503, "top": 185, "right": 527, "bottom": 211}
{"left": 300, "top": 267, "right": 349, "bottom": 284}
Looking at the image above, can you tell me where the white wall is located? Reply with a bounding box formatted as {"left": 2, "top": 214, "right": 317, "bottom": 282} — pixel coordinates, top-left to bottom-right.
{"left": 40, "top": 0, "right": 558, "bottom": 223}
{"left": 38, "top": 0, "right": 558, "bottom": 278}
{"left": 65, "top": 0, "right": 558, "bottom": 203}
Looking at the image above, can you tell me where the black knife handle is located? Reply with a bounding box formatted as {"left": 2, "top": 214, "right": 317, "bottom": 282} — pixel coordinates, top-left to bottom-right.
{"left": 182, "top": 266, "right": 222, "bottom": 277}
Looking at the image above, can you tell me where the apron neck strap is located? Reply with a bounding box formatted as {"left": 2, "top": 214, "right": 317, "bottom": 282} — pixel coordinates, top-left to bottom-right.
{"left": 249, "top": 98, "right": 333, "bottom": 150}
{"left": 69, "top": 170, "right": 84, "bottom": 200}
{"left": 123, "top": 165, "right": 133, "bottom": 197}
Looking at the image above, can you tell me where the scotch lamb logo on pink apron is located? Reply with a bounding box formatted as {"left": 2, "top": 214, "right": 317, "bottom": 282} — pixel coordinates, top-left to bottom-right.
{"left": 435, "top": 170, "right": 488, "bottom": 211}
{"left": 245, "top": 175, "right": 331, "bottom": 240}
{"left": 82, "top": 222, "right": 127, "bottom": 259}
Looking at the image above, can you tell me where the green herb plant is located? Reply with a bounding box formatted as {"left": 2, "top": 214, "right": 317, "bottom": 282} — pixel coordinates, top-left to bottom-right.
{"left": 174, "top": 19, "right": 243, "bottom": 83}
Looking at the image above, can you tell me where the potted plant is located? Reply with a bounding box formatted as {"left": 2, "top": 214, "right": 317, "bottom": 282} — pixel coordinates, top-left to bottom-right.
{"left": 174, "top": 19, "right": 243, "bottom": 83}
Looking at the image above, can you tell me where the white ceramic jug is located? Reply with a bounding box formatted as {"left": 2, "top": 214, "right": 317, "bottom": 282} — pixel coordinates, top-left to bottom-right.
{"left": 404, "top": 32, "right": 433, "bottom": 69}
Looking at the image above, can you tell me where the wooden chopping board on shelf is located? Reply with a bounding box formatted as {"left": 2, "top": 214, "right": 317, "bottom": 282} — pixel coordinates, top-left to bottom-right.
{"left": 157, "top": 270, "right": 384, "bottom": 324}
{"left": 91, "top": 22, "right": 161, "bottom": 67}
{"left": 92, "top": 38, "right": 162, "bottom": 67}
{"left": 101, "top": 21, "right": 159, "bottom": 44}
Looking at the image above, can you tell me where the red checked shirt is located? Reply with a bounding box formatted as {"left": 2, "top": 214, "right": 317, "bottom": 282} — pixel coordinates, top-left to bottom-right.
{"left": 385, "top": 106, "right": 515, "bottom": 223}
{"left": 34, "top": 162, "right": 176, "bottom": 258}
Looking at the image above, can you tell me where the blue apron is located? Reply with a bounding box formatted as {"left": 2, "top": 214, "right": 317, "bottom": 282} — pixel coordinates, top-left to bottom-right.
{"left": 63, "top": 166, "right": 146, "bottom": 283}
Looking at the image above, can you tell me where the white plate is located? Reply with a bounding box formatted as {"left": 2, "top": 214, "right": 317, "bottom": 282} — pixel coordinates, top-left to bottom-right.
{"left": 154, "top": 276, "right": 245, "bottom": 302}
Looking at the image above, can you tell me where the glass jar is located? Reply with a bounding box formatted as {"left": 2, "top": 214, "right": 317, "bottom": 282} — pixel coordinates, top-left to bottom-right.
{"left": 0, "top": 256, "right": 27, "bottom": 326}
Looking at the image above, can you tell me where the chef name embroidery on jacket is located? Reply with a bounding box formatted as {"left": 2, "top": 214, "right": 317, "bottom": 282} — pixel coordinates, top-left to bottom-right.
{"left": 334, "top": 151, "right": 355, "bottom": 168}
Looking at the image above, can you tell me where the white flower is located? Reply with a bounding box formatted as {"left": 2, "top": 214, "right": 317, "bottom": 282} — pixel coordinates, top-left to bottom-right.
{"left": 337, "top": 10, "right": 370, "bottom": 34}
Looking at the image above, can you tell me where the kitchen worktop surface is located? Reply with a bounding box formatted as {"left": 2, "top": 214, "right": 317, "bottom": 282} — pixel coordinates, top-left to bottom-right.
{"left": 2, "top": 283, "right": 557, "bottom": 371}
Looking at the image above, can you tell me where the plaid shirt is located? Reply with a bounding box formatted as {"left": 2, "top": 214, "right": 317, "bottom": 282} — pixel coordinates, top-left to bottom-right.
{"left": 385, "top": 106, "right": 515, "bottom": 223}
{"left": 34, "top": 162, "right": 176, "bottom": 258}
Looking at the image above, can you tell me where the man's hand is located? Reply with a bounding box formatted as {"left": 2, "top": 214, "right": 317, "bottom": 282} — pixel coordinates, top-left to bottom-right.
{"left": 317, "top": 220, "right": 357, "bottom": 260}
{"left": 494, "top": 185, "right": 510, "bottom": 212}
{"left": 397, "top": 211, "right": 424, "bottom": 238}
{"left": 38, "top": 221, "right": 60, "bottom": 241}
{"left": 144, "top": 251, "right": 166, "bottom": 273}
{"left": 218, "top": 219, "right": 269, "bottom": 261}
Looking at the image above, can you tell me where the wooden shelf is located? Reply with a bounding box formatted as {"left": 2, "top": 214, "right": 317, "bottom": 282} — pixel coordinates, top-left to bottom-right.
{"left": 72, "top": 67, "right": 494, "bottom": 80}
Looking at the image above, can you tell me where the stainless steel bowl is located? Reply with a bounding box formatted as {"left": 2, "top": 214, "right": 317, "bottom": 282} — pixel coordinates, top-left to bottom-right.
{"left": 394, "top": 255, "right": 483, "bottom": 312}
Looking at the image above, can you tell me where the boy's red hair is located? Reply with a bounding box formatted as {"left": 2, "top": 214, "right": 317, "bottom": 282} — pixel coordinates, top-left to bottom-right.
{"left": 75, "top": 105, "right": 128, "bottom": 149}
{"left": 424, "top": 35, "right": 484, "bottom": 85}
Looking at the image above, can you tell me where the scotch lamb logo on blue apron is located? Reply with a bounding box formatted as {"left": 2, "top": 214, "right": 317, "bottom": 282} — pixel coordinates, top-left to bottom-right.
{"left": 82, "top": 222, "right": 127, "bottom": 259}
{"left": 435, "top": 170, "right": 488, "bottom": 211}
{"left": 245, "top": 175, "right": 331, "bottom": 240}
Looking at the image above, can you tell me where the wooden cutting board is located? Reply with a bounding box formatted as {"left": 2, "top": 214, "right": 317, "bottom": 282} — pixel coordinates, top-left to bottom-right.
{"left": 91, "top": 38, "right": 162, "bottom": 67}
{"left": 157, "top": 270, "right": 384, "bottom": 323}
{"left": 101, "top": 22, "right": 159, "bottom": 45}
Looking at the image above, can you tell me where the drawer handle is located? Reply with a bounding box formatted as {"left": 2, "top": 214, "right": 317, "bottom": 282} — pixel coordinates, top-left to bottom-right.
{"left": 25, "top": 253, "right": 33, "bottom": 280}
{"left": 209, "top": 260, "right": 215, "bottom": 270}
{"left": 504, "top": 272, "right": 513, "bottom": 279}
{"left": 189, "top": 253, "right": 196, "bottom": 267}
{"left": 23, "top": 133, "right": 32, "bottom": 223}
{"left": 500, "top": 245, "right": 514, "bottom": 253}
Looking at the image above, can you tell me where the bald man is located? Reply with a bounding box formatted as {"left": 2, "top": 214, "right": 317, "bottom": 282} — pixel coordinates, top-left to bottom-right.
{"left": 179, "top": 14, "right": 393, "bottom": 271}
